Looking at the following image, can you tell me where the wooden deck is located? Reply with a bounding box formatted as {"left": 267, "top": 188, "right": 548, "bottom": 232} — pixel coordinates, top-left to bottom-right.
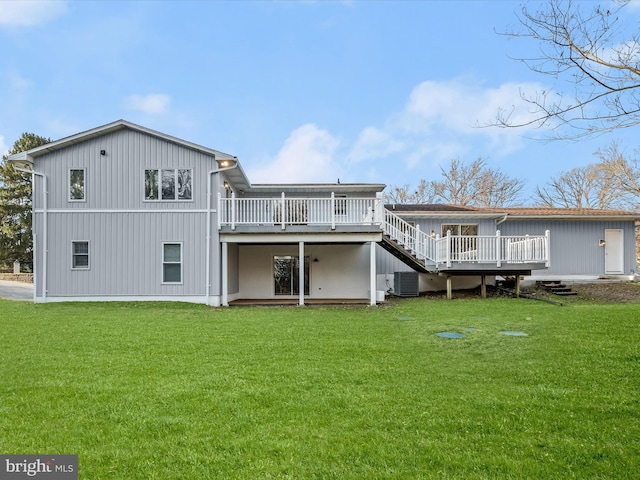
{"left": 228, "top": 298, "right": 372, "bottom": 306}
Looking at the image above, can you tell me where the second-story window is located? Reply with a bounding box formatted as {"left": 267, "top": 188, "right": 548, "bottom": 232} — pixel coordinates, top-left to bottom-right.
{"left": 69, "top": 168, "right": 85, "bottom": 201}
{"left": 145, "top": 169, "right": 192, "bottom": 201}
{"left": 334, "top": 195, "right": 347, "bottom": 216}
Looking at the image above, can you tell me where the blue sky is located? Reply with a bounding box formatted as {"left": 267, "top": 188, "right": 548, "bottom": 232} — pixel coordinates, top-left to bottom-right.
{"left": 1, "top": 0, "right": 639, "bottom": 203}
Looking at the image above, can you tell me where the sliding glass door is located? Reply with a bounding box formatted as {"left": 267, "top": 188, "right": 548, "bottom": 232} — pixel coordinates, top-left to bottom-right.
{"left": 274, "top": 256, "right": 310, "bottom": 296}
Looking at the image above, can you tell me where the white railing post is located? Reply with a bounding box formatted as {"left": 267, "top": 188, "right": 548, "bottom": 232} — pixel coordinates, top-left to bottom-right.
{"left": 375, "top": 197, "right": 383, "bottom": 224}
{"left": 446, "top": 229, "right": 452, "bottom": 268}
{"left": 217, "top": 192, "right": 222, "bottom": 230}
{"left": 496, "top": 230, "right": 501, "bottom": 267}
{"left": 281, "top": 192, "right": 286, "bottom": 230}
{"left": 525, "top": 234, "right": 530, "bottom": 261}
{"left": 331, "top": 192, "right": 336, "bottom": 230}
{"left": 414, "top": 224, "right": 420, "bottom": 255}
{"left": 545, "top": 230, "right": 551, "bottom": 267}
{"left": 231, "top": 191, "right": 236, "bottom": 231}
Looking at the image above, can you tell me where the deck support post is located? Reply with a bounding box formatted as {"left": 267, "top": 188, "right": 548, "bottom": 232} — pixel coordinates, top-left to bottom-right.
{"left": 515, "top": 275, "right": 521, "bottom": 298}
{"left": 370, "top": 241, "right": 377, "bottom": 306}
{"left": 446, "top": 276, "right": 452, "bottom": 300}
{"left": 222, "top": 241, "right": 228, "bottom": 307}
{"left": 299, "top": 241, "right": 305, "bottom": 306}
{"left": 481, "top": 275, "right": 486, "bottom": 299}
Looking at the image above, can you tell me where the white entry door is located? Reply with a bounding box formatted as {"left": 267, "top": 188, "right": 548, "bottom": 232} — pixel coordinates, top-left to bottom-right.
{"left": 604, "top": 229, "right": 624, "bottom": 274}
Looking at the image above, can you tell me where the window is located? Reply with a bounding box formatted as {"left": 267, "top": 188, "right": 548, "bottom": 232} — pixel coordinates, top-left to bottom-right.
{"left": 162, "top": 243, "right": 182, "bottom": 283}
{"left": 441, "top": 224, "right": 478, "bottom": 237}
{"left": 69, "top": 169, "right": 85, "bottom": 201}
{"left": 72, "top": 241, "right": 89, "bottom": 269}
{"left": 274, "top": 255, "right": 309, "bottom": 295}
{"left": 442, "top": 224, "right": 478, "bottom": 260}
{"left": 145, "top": 169, "right": 192, "bottom": 201}
{"left": 334, "top": 195, "right": 347, "bottom": 216}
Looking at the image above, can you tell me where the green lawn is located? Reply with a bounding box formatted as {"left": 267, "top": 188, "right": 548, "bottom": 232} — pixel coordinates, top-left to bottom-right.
{"left": 1, "top": 298, "right": 638, "bottom": 479}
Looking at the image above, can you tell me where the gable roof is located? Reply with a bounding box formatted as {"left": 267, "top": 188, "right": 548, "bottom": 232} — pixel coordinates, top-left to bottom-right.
{"left": 386, "top": 204, "right": 640, "bottom": 221}
{"left": 7, "top": 119, "right": 252, "bottom": 190}
{"left": 7, "top": 119, "right": 237, "bottom": 161}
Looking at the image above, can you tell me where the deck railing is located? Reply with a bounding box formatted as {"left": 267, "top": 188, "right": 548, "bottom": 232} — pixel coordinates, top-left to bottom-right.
{"left": 441, "top": 231, "right": 550, "bottom": 267}
{"left": 218, "top": 192, "right": 381, "bottom": 230}
{"left": 382, "top": 209, "right": 550, "bottom": 268}
{"left": 218, "top": 193, "right": 550, "bottom": 268}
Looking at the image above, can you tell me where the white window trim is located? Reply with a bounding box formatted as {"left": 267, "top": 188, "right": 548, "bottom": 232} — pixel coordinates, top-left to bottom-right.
{"left": 69, "top": 168, "right": 86, "bottom": 202}
{"left": 162, "top": 242, "right": 183, "bottom": 285}
{"left": 71, "top": 240, "right": 90, "bottom": 270}
{"left": 441, "top": 223, "right": 479, "bottom": 236}
{"left": 143, "top": 168, "right": 194, "bottom": 202}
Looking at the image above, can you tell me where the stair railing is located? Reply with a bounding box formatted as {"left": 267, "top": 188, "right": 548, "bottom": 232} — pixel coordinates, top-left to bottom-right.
{"left": 382, "top": 209, "right": 439, "bottom": 265}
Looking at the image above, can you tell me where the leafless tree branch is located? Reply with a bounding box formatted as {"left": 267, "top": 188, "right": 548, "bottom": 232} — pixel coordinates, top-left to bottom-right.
{"left": 491, "top": 0, "right": 640, "bottom": 140}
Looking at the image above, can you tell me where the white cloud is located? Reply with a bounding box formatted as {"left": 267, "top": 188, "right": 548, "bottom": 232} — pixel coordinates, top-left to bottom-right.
{"left": 348, "top": 77, "right": 547, "bottom": 170}
{"left": 348, "top": 126, "right": 404, "bottom": 161}
{"left": 0, "top": 0, "right": 67, "bottom": 27}
{"left": 627, "top": 0, "right": 640, "bottom": 10}
{"left": 125, "top": 93, "right": 171, "bottom": 115}
{"left": 248, "top": 124, "right": 341, "bottom": 183}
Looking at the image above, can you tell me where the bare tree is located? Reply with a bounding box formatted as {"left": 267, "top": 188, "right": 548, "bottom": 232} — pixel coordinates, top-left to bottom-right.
{"left": 467, "top": 166, "right": 525, "bottom": 208}
{"left": 535, "top": 165, "right": 610, "bottom": 208}
{"left": 386, "top": 158, "right": 524, "bottom": 207}
{"left": 534, "top": 140, "right": 639, "bottom": 209}
{"left": 432, "top": 158, "right": 524, "bottom": 207}
{"left": 594, "top": 140, "right": 640, "bottom": 207}
{"left": 431, "top": 158, "right": 484, "bottom": 206}
{"left": 386, "top": 179, "right": 436, "bottom": 204}
{"left": 494, "top": 0, "right": 640, "bottom": 140}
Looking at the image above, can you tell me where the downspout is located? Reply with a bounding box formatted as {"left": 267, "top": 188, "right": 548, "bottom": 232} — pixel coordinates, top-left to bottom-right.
{"left": 15, "top": 167, "right": 47, "bottom": 303}
{"left": 496, "top": 214, "right": 509, "bottom": 225}
{"left": 205, "top": 161, "right": 239, "bottom": 306}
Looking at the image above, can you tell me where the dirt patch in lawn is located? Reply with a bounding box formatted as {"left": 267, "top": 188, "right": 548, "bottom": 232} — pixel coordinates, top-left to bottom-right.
{"left": 407, "top": 281, "right": 640, "bottom": 303}
{"left": 561, "top": 282, "right": 640, "bottom": 303}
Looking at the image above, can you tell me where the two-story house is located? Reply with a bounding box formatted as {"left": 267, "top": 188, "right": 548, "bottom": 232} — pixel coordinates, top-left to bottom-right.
{"left": 9, "top": 120, "right": 567, "bottom": 305}
{"left": 8, "top": 120, "right": 386, "bottom": 305}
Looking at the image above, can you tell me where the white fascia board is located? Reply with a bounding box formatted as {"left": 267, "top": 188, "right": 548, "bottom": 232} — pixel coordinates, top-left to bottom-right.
{"left": 248, "top": 183, "right": 386, "bottom": 193}
{"left": 395, "top": 212, "right": 505, "bottom": 219}
{"left": 220, "top": 232, "right": 383, "bottom": 244}
{"left": 505, "top": 215, "right": 640, "bottom": 221}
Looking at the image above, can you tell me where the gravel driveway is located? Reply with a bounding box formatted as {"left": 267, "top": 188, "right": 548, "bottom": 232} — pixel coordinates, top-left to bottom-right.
{"left": 0, "top": 280, "right": 34, "bottom": 301}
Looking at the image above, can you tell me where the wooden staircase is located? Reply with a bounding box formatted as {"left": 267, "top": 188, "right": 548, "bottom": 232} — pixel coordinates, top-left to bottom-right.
{"left": 379, "top": 234, "right": 430, "bottom": 273}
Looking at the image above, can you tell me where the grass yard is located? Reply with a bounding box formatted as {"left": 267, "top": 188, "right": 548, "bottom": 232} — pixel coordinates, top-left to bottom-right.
{"left": 1, "top": 297, "right": 638, "bottom": 479}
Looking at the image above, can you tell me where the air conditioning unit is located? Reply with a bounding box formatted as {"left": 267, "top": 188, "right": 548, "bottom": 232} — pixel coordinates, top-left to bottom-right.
{"left": 394, "top": 271, "right": 419, "bottom": 297}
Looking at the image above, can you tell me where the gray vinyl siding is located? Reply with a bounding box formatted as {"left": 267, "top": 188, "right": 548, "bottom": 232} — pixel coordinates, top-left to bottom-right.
{"left": 33, "top": 129, "right": 217, "bottom": 211}
{"left": 500, "top": 220, "right": 637, "bottom": 276}
{"left": 42, "top": 212, "right": 208, "bottom": 297}
{"left": 376, "top": 244, "right": 414, "bottom": 274}
{"left": 409, "top": 216, "right": 496, "bottom": 237}
{"left": 30, "top": 128, "right": 224, "bottom": 299}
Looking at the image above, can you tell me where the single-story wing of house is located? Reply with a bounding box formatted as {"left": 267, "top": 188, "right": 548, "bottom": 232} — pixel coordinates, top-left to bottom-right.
{"left": 377, "top": 204, "right": 639, "bottom": 295}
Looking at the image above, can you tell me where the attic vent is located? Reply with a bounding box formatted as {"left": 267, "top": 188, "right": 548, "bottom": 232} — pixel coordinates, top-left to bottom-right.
{"left": 394, "top": 271, "right": 419, "bottom": 297}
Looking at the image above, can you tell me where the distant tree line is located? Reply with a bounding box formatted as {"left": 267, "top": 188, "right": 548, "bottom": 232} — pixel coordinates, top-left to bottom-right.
{"left": 386, "top": 141, "right": 640, "bottom": 211}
